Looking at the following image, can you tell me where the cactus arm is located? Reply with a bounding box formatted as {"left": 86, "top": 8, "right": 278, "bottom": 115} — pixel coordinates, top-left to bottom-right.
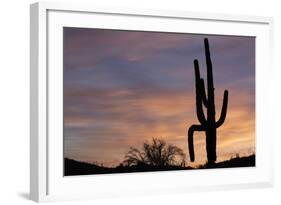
{"left": 194, "top": 60, "right": 207, "bottom": 124}
{"left": 216, "top": 90, "right": 229, "bottom": 128}
{"left": 188, "top": 124, "right": 205, "bottom": 162}
{"left": 199, "top": 78, "right": 208, "bottom": 107}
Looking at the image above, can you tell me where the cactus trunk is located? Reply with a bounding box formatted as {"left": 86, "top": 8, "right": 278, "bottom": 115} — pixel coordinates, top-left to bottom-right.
{"left": 188, "top": 38, "right": 229, "bottom": 164}
{"left": 206, "top": 127, "right": 216, "bottom": 163}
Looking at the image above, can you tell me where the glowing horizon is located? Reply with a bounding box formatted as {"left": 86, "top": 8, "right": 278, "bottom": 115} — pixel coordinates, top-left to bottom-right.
{"left": 63, "top": 27, "right": 255, "bottom": 167}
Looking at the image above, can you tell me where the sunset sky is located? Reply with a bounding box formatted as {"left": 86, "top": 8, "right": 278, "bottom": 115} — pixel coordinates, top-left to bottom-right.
{"left": 63, "top": 27, "right": 255, "bottom": 167}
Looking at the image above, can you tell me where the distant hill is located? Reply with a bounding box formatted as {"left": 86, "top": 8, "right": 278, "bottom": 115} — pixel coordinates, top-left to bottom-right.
{"left": 64, "top": 154, "right": 255, "bottom": 176}
{"left": 64, "top": 158, "right": 115, "bottom": 176}
{"left": 64, "top": 158, "right": 193, "bottom": 176}
{"left": 198, "top": 155, "right": 255, "bottom": 169}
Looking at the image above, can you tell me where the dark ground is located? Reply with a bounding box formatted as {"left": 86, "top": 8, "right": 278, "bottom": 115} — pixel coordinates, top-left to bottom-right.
{"left": 64, "top": 154, "right": 255, "bottom": 176}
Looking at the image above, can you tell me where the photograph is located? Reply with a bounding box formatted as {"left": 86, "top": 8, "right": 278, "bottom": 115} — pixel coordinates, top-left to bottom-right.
{"left": 63, "top": 27, "right": 255, "bottom": 176}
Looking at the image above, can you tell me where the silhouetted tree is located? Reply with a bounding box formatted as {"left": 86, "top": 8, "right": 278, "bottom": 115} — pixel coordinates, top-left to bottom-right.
{"left": 124, "top": 138, "right": 186, "bottom": 167}
{"left": 188, "top": 38, "right": 229, "bottom": 164}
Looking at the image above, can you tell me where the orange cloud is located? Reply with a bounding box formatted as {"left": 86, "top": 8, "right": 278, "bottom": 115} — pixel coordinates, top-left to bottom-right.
{"left": 64, "top": 85, "right": 255, "bottom": 167}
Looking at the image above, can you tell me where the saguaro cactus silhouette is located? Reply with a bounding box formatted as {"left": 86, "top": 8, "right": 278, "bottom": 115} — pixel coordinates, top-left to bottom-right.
{"left": 188, "top": 38, "right": 229, "bottom": 164}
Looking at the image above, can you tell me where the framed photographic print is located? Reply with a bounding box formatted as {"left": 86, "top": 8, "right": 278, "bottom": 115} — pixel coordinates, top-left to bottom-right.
{"left": 30, "top": 2, "right": 274, "bottom": 202}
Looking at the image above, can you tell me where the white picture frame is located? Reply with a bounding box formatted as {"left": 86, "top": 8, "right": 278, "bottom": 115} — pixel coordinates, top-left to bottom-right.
{"left": 30, "top": 2, "right": 274, "bottom": 202}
